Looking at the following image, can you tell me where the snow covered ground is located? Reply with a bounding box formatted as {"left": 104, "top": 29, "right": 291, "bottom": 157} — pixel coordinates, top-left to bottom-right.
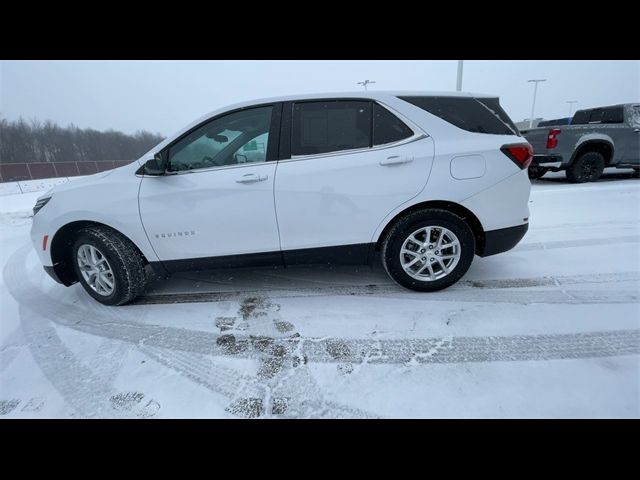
{"left": 1, "top": 170, "right": 639, "bottom": 418}
{"left": 0, "top": 177, "right": 76, "bottom": 197}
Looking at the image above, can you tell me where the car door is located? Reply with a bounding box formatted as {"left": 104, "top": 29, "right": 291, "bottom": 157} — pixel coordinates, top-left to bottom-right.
{"left": 274, "top": 99, "right": 434, "bottom": 263}
{"left": 138, "top": 104, "right": 282, "bottom": 269}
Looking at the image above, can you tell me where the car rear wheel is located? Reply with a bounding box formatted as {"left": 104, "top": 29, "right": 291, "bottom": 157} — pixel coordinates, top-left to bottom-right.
{"left": 566, "top": 151, "right": 605, "bottom": 183}
{"left": 381, "top": 209, "right": 475, "bottom": 292}
{"left": 72, "top": 226, "right": 148, "bottom": 305}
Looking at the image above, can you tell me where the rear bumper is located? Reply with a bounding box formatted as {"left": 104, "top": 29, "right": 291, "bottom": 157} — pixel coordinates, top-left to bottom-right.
{"left": 532, "top": 155, "right": 563, "bottom": 169}
{"left": 479, "top": 223, "right": 528, "bottom": 257}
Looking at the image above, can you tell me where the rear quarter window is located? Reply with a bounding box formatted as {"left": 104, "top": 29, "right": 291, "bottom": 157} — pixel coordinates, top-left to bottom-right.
{"left": 399, "top": 96, "right": 518, "bottom": 136}
{"left": 373, "top": 103, "right": 414, "bottom": 145}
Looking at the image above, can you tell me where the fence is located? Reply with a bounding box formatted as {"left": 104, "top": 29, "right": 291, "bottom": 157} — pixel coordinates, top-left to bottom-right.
{"left": 0, "top": 160, "right": 134, "bottom": 183}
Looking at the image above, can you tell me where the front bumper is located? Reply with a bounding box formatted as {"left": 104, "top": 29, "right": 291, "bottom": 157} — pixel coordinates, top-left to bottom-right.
{"left": 479, "top": 223, "right": 528, "bottom": 257}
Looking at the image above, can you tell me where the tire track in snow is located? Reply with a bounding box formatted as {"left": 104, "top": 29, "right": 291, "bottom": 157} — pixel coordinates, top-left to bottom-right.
{"left": 136, "top": 283, "right": 638, "bottom": 305}
{"left": 1, "top": 328, "right": 26, "bottom": 373}
{"left": 222, "top": 297, "right": 376, "bottom": 418}
{"left": 515, "top": 235, "right": 639, "bottom": 252}
{"left": 302, "top": 329, "right": 640, "bottom": 365}
{"left": 530, "top": 220, "right": 636, "bottom": 231}
{"left": 5, "top": 246, "right": 638, "bottom": 366}
{"left": 138, "top": 269, "right": 639, "bottom": 306}
{"left": 5, "top": 246, "right": 374, "bottom": 417}
{"left": 139, "top": 316, "right": 375, "bottom": 418}
{"left": 464, "top": 271, "right": 639, "bottom": 289}
{"left": 4, "top": 247, "right": 155, "bottom": 418}
{"left": 17, "top": 302, "right": 120, "bottom": 418}
{"left": 5, "top": 245, "right": 639, "bottom": 418}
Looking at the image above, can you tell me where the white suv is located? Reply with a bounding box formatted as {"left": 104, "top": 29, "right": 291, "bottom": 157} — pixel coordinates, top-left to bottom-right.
{"left": 31, "top": 92, "right": 532, "bottom": 305}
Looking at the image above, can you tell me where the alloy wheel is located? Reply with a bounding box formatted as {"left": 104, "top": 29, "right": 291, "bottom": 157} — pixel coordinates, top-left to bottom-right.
{"left": 399, "top": 226, "right": 461, "bottom": 281}
{"left": 76, "top": 244, "right": 115, "bottom": 296}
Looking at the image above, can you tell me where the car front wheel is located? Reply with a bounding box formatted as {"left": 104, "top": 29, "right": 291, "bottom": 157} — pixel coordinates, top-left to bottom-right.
{"left": 72, "top": 226, "right": 148, "bottom": 305}
{"left": 381, "top": 209, "right": 475, "bottom": 292}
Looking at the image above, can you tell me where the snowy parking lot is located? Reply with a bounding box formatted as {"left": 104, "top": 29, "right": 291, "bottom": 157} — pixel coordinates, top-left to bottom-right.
{"left": 1, "top": 170, "right": 638, "bottom": 418}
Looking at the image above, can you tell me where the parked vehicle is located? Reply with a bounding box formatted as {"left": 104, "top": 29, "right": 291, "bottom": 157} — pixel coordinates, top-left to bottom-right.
{"left": 521, "top": 104, "right": 640, "bottom": 181}
{"left": 31, "top": 92, "right": 532, "bottom": 305}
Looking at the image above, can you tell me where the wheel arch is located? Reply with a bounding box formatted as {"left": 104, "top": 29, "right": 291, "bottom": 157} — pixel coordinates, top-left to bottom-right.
{"left": 374, "top": 200, "right": 486, "bottom": 256}
{"left": 570, "top": 139, "right": 614, "bottom": 166}
{"left": 50, "top": 220, "right": 150, "bottom": 286}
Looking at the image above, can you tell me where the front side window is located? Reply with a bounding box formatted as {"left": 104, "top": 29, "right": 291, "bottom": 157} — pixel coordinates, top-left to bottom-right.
{"left": 168, "top": 106, "right": 273, "bottom": 171}
{"left": 232, "top": 131, "right": 269, "bottom": 164}
{"left": 291, "top": 101, "right": 371, "bottom": 156}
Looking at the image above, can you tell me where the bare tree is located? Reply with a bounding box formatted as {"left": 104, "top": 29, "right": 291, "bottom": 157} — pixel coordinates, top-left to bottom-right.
{"left": 0, "top": 115, "right": 164, "bottom": 164}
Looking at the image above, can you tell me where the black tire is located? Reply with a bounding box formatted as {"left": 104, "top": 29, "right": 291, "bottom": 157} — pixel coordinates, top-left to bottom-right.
{"left": 527, "top": 166, "right": 548, "bottom": 180}
{"left": 71, "top": 226, "right": 148, "bottom": 305}
{"left": 381, "top": 209, "right": 475, "bottom": 292}
{"left": 566, "top": 151, "right": 605, "bottom": 183}
{"left": 632, "top": 169, "right": 640, "bottom": 178}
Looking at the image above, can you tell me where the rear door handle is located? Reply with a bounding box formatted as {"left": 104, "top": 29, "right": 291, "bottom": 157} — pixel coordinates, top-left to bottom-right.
{"left": 380, "top": 156, "right": 414, "bottom": 166}
{"left": 236, "top": 173, "right": 268, "bottom": 184}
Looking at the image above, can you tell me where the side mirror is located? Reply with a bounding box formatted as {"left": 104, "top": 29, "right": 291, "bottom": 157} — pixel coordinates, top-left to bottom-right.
{"left": 142, "top": 155, "right": 165, "bottom": 176}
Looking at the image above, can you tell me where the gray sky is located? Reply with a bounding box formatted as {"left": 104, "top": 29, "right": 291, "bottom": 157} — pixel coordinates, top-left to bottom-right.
{"left": 1, "top": 60, "right": 638, "bottom": 136}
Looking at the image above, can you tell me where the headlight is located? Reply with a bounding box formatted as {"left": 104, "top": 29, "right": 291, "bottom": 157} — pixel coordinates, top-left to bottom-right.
{"left": 33, "top": 197, "right": 51, "bottom": 216}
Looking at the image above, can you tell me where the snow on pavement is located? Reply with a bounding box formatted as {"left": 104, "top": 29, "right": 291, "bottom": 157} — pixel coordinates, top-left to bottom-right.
{"left": 0, "top": 172, "right": 638, "bottom": 418}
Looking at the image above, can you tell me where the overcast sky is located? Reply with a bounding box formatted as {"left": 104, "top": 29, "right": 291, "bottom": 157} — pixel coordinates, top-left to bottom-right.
{"left": 1, "top": 60, "right": 638, "bottom": 136}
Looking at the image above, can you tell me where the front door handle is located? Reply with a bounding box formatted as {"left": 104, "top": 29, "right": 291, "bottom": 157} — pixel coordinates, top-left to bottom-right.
{"left": 236, "top": 173, "right": 268, "bottom": 184}
{"left": 634, "top": 128, "right": 640, "bottom": 133}
{"left": 380, "top": 156, "right": 414, "bottom": 166}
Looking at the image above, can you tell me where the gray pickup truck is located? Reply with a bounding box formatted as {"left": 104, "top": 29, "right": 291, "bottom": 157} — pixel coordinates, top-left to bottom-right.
{"left": 520, "top": 103, "right": 640, "bottom": 182}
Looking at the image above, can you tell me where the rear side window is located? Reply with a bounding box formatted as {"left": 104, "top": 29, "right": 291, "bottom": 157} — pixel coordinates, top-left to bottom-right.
{"left": 601, "top": 107, "right": 624, "bottom": 124}
{"left": 291, "top": 101, "right": 371, "bottom": 156}
{"left": 373, "top": 103, "right": 413, "bottom": 145}
{"left": 399, "top": 96, "right": 517, "bottom": 136}
{"left": 588, "top": 109, "right": 604, "bottom": 123}
{"left": 573, "top": 106, "right": 624, "bottom": 124}
{"left": 571, "top": 109, "right": 590, "bottom": 124}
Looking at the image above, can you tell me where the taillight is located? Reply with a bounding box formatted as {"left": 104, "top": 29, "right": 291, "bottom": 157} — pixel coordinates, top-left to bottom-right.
{"left": 501, "top": 143, "right": 533, "bottom": 169}
{"left": 546, "top": 128, "right": 561, "bottom": 149}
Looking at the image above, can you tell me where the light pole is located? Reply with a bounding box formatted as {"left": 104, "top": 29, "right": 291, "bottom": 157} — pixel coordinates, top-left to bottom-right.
{"left": 527, "top": 79, "right": 547, "bottom": 128}
{"left": 357, "top": 80, "right": 376, "bottom": 91}
{"left": 566, "top": 100, "right": 578, "bottom": 117}
{"left": 456, "top": 60, "right": 464, "bottom": 91}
